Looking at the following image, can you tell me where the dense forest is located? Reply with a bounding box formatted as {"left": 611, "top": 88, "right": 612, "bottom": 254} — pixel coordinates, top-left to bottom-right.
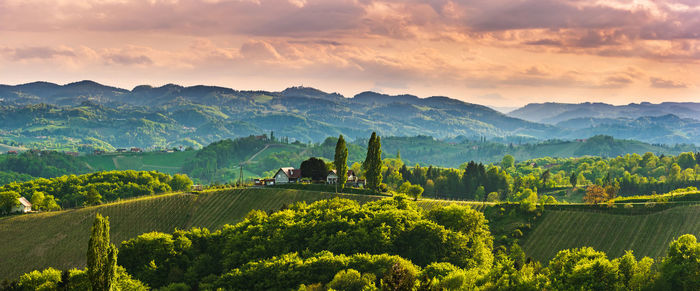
{"left": 5, "top": 196, "right": 700, "bottom": 290}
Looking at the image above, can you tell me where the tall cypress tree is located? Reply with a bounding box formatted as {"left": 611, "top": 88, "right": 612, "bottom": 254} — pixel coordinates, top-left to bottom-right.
{"left": 363, "top": 132, "right": 383, "bottom": 191}
{"left": 334, "top": 135, "right": 349, "bottom": 190}
{"left": 87, "top": 214, "right": 118, "bottom": 291}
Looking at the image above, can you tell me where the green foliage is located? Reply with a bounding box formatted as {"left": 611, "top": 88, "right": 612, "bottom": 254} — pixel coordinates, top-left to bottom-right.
{"left": 120, "top": 196, "right": 493, "bottom": 288}
{"left": 181, "top": 136, "right": 267, "bottom": 183}
{"left": 658, "top": 234, "right": 700, "bottom": 290}
{"left": 0, "top": 150, "right": 89, "bottom": 178}
{"left": 300, "top": 157, "right": 329, "bottom": 181}
{"left": 328, "top": 269, "right": 377, "bottom": 291}
{"left": 334, "top": 135, "right": 349, "bottom": 189}
{"left": 169, "top": 174, "right": 193, "bottom": 192}
{"left": 0, "top": 170, "right": 180, "bottom": 210}
{"left": 363, "top": 132, "right": 383, "bottom": 191}
{"left": 0, "top": 190, "right": 20, "bottom": 214}
{"left": 87, "top": 214, "right": 118, "bottom": 291}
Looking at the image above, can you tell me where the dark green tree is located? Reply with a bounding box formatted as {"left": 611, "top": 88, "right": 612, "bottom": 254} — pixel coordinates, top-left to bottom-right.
{"left": 300, "top": 157, "right": 329, "bottom": 181}
{"left": 0, "top": 190, "right": 20, "bottom": 214}
{"left": 334, "top": 135, "right": 349, "bottom": 190}
{"left": 363, "top": 132, "right": 383, "bottom": 191}
{"left": 87, "top": 214, "right": 118, "bottom": 291}
{"left": 570, "top": 172, "right": 578, "bottom": 188}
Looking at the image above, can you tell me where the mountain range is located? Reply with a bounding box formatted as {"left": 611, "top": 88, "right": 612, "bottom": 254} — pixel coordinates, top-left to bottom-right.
{"left": 0, "top": 80, "right": 699, "bottom": 150}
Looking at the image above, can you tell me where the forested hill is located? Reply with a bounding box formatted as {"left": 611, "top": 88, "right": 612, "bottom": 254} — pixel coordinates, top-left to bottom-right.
{"left": 0, "top": 81, "right": 550, "bottom": 151}
{"left": 4, "top": 81, "right": 700, "bottom": 149}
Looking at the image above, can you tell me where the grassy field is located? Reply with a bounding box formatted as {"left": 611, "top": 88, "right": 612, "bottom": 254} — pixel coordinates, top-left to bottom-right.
{"left": 0, "top": 188, "right": 381, "bottom": 280}
{"left": 521, "top": 206, "right": 700, "bottom": 263}
{"left": 79, "top": 151, "right": 196, "bottom": 174}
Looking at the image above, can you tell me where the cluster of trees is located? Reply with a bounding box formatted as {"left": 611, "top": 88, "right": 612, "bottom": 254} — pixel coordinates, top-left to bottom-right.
{"left": 0, "top": 170, "right": 192, "bottom": 212}
{"left": 117, "top": 196, "right": 493, "bottom": 289}
{"left": 366, "top": 151, "right": 700, "bottom": 204}
{"left": 0, "top": 150, "right": 88, "bottom": 180}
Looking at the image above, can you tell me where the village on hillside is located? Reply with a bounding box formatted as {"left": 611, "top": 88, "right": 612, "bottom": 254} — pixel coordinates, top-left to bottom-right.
{"left": 254, "top": 167, "right": 365, "bottom": 187}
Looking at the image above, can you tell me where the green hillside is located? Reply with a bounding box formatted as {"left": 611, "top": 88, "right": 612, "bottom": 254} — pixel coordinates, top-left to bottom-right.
{"left": 522, "top": 205, "right": 700, "bottom": 263}
{"left": 0, "top": 143, "right": 25, "bottom": 153}
{"left": 79, "top": 151, "right": 196, "bottom": 174}
{"left": 0, "top": 188, "right": 381, "bottom": 280}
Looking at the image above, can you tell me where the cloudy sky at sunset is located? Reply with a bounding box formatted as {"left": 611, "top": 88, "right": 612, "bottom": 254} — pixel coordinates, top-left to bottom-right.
{"left": 1, "top": 0, "right": 699, "bottom": 106}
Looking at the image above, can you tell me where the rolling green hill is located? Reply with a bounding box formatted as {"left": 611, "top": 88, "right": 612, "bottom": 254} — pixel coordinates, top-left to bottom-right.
{"left": 0, "top": 143, "right": 25, "bottom": 153}
{"left": 6, "top": 186, "right": 700, "bottom": 282}
{"left": 79, "top": 151, "right": 196, "bottom": 174}
{"left": 522, "top": 205, "right": 700, "bottom": 263}
{"left": 0, "top": 188, "right": 383, "bottom": 280}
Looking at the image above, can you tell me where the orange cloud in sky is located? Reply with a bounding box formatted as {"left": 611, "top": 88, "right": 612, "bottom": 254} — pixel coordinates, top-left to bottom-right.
{"left": 0, "top": 0, "right": 698, "bottom": 106}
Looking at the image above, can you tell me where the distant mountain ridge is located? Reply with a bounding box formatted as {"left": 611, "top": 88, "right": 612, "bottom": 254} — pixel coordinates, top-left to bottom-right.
{"left": 2, "top": 80, "right": 700, "bottom": 149}
{"left": 509, "top": 102, "right": 700, "bottom": 124}
{"left": 0, "top": 80, "right": 553, "bottom": 149}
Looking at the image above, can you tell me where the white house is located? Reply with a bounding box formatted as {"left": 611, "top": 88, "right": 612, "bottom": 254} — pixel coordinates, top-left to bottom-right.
{"left": 274, "top": 167, "right": 302, "bottom": 184}
{"left": 327, "top": 170, "right": 362, "bottom": 185}
{"left": 11, "top": 197, "right": 32, "bottom": 213}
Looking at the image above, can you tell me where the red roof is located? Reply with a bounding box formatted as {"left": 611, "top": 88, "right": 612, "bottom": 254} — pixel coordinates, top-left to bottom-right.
{"left": 279, "top": 167, "right": 301, "bottom": 179}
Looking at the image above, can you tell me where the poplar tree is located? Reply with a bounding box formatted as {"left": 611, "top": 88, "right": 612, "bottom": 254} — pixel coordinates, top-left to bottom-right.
{"left": 363, "top": 132, "right": 383, "bottom": 191}
{"left": 334, "top": 135, "right": 349, "bottom": 190}
{"left": 87, "top": 214, "right": 118, "bottom": 291}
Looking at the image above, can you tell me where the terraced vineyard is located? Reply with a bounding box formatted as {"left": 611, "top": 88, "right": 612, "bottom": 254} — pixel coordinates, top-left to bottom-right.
{"left": 522, "top": 206, "right": 700, "bottom": 262}
{"left": 0, "top": 188, "right": 382, "bottom": 280}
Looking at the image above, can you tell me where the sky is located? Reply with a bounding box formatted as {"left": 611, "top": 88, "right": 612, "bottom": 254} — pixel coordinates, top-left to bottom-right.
{"left": 1, "top": 0, "right": 699, "bottom": 107}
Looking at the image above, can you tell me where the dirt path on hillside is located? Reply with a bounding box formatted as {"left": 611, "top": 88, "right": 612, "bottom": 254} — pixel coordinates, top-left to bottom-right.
{"left": 242, "top": 144, "right": 271, "bottom": 164}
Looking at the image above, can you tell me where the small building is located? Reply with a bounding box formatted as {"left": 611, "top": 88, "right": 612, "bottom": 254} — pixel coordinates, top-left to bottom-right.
{"left": 116, "top": 148, "right": 127, "bottom": 153}
{"left": 191, "top": 184, "right": 204, "bottom": 191}
{"left": 274, "top": 167, "right": 302, "bottom": 184}
{"left": 130, "top": 147, "right": 142, "bottom": 153}
{"left": 254, "top": 178, "right": 276, "bottom": 186}
{"left": 93, "top": 150, "right": 105, "bottom": 155}
{"left": 6, "top": 150, "right": 17, "bottom": 155}
{"left": 11, "top": 197, "right": 32, "bottom": 213}
{"left": 326, "top": 170, "right": 358, "bottom": 184}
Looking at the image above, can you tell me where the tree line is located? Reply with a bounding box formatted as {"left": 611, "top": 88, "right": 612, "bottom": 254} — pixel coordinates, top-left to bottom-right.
{"left": 0, "top": 170, "right": 192, "bottom": 214}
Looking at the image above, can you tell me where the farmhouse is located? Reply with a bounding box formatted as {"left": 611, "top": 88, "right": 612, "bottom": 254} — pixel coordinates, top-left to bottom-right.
{"left": 326, "top": 170, "right": 365, "bottom": 187}
{"left": 11, "top": 197, "right": 32, "bottom": 213}
{"left": 274, "top": 167, "right": 301, "bottom": 184}
{"left": 326, "top": 170, "right": 357, "bottom": 184}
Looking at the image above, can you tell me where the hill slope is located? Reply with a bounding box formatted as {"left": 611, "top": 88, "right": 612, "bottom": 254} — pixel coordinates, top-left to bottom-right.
{"left": 0, "top": 189, "right": 382, "bottom": 280}
{"left": 522, "top": 206, "right": 700, "bottom": 263}
{"left": 0, "top": 81, "right": 549, "bottom": 149}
